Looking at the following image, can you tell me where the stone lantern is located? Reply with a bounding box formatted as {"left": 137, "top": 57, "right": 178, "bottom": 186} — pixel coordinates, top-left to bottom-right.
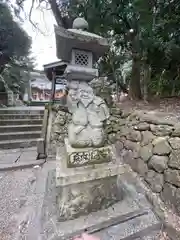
{"left": 54, "top": 18, "right": 125, "bottom": 222}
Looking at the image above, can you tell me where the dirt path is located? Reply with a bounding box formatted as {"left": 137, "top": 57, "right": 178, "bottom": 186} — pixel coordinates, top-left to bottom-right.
{"left": 118, "top": 97, "right": 180, "bottom": 117}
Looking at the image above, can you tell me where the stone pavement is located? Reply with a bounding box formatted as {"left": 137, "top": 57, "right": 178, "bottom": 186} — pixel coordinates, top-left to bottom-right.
{"left": 0, "top": 160, "right": 55, "bottom": 240}
{"left": 0, "top": 147, "right": 45, "bottom": 171}
{"left": 1, "top": 106, "right": 44, "bottom": 111}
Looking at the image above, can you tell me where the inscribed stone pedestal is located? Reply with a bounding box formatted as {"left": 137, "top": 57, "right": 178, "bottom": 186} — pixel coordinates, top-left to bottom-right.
{"left": 56, "top": 139, "right": 128, "bottom": 221}
{"left": 65, "top": 139, "right": 111, "bottom": 168}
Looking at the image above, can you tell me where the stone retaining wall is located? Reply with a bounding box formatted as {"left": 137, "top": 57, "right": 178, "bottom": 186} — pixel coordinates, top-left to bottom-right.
{"left": 113, "top": 108, "right": 180, "bottom": 215}
{"left": 47, "top": 105, "right": 71, "bottom": 157}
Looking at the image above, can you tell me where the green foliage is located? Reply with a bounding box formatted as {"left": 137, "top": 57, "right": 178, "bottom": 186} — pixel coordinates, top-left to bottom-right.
{"left": 0, "top": 1, "right": 32, "bottom": 96}
{"left": 68, "top": 0, "right": 180, "bottom": 98}
{"left": 2, "top": 57, "right": 34, "bottom": 95}
{"left": 0, "top": 2, "right": 31, "bottom": 62}
{"left": 15, "top": 0, "right": 180, "bottom": 98}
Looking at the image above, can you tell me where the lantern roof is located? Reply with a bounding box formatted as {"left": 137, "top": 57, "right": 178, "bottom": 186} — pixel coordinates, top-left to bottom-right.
{"left": 54, "top": 18, "right": 109, "bottom": 62}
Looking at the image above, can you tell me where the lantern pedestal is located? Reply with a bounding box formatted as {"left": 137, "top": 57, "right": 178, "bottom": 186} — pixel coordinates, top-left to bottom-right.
{"left": 56, "top": 139, "right": 126, "bottom": 221}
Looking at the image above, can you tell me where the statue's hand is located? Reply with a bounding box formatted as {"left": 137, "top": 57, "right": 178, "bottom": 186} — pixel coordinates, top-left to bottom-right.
{"left": 74, "top": 126, "right": 85, "bottom": 134}
{"left": 98, "top": 103, "right": 110, "bottom": 122}
{"left": 72, "top": 103, "right": 88, "bottom": 126}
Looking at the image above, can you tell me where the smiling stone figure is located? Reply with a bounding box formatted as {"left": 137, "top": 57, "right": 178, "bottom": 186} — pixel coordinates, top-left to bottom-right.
{"left": 68, "top": 81, "right": 109, "bottom": 148}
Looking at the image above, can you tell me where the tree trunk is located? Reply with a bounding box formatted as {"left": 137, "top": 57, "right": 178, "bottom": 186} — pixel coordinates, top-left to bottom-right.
{"left": 116, "top": 79, "right": 119, "bottom": 102}
{"left": 143, "top": 63, "right": 151, "bottom": 101}
{"left": 171, "top": 71, "right": 180, "bottom": 96}
{"left": 156, "top": 69, "right": 165, "bottom": 96}
{"left": 128, "top": 34, "right": 141, "bottom": 100}
{"left": 0, "top": 66, "right": 5, "bottom": 75}
{"left": 0, "top": 53, "right": 9, "bottom": 74}
{"left": 129, "top": 55, "right": 141, "bottom": 99}
{"left": 171, "top": 81, "right": 176, "bottom": 96}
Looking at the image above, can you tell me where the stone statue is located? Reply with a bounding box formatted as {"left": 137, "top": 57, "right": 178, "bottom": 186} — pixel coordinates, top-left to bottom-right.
{"left": 54, "top": 18, "right": 122, "bottom": 224}
{"left": 67, "top": 81, "right": 109, "bottom": 148}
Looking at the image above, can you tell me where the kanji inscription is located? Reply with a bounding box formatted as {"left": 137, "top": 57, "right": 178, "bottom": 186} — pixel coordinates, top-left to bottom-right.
{"left": 68, "top": 147, "right": 111, "bottom": 167}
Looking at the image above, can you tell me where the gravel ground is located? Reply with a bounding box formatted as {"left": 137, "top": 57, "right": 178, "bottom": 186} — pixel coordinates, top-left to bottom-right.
{"left": 0, "top": 160, "right": 56, "bottom": 240}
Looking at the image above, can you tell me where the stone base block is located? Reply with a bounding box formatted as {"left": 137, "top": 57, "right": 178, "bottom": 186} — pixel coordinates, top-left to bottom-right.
{"left": 57, "top": 175, "right": 123, "bottom": 221}
{"left": 41, "top": 169, "right": 160, "bottom": 240}
{"left": 65, "top": 138, "right": 112, "bottom": 167}
{"left": 56, "top": 161, "right": 129, "bottom": 186}
{"left": 56, "top": 141, "right": 131, "bottom": 221}
{"left": 56, "top": 158, "right": 130, "bottom": 221}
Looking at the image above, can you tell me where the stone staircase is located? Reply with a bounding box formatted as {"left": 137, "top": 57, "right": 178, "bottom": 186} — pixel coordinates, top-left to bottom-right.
{"left": 0, "top": 107, "right": 44, "bottom": 150}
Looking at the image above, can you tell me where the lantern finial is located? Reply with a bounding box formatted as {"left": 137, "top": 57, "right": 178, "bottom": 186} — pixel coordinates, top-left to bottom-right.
{"left": 72, "top": 17, "right": 89, "bottom": 30}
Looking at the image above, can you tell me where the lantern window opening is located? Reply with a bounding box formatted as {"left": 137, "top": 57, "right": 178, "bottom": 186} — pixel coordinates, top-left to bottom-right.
{"left": 71, "top": 49, "right": 93, "bottom": 68}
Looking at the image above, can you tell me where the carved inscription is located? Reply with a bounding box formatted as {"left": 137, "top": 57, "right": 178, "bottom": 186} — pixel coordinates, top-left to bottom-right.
{"left": 68, "top": 148, "right": 111, "bottom": 167}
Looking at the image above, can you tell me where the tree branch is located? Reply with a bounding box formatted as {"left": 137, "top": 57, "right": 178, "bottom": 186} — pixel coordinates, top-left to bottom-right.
{"left": 48, "top": 0, "right": 74, "bottom": 28}
{"left": 48, "top": 0, "right": 65, "bottom": 27}
{"left": 29, "top": 0, "right": 35, "bottom": 26}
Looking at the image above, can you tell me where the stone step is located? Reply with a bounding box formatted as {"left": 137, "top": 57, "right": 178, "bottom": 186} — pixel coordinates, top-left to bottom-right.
{"left": 0, "top": 108, "right": 44, "bottom": 115}
{"left": 0, "top": 159, "right": 45, "bottom": 171}
{"left": 0, "top": 138, "right": 39, "bottom": 149}
{"left": 1, "top": 119, "right": 43, "bottom": 126}
{"left": 95, "top": 210, "right": 161, "bottom": 240}
{"left": 0, "top": 114, "right": 44, "bottom": 120}
{"left": 0, "top": 125, "right": 42, "bottom": 133}
{"left": 0, "top": 119, "right": 43, "bottom": 126}
{"left": 0, "top": 131, "right": 41, "bottom": 141}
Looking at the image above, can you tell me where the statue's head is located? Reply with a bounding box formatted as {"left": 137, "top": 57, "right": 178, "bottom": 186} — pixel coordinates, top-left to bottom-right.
{"left": 68, "top": 88, "right": 78, "bottom": 102}
{"left": 78, "top": 83, "right": 94, "bottom": 107}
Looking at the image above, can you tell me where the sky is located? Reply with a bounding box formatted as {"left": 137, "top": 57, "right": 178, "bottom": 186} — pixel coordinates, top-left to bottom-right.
{"left": 22, "top": 1, "right": 59, "bottom": 70}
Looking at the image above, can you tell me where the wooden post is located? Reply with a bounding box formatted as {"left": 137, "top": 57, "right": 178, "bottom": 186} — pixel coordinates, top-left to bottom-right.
{"left": 51, "top": 68, "right": 56, "bottom": 102}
